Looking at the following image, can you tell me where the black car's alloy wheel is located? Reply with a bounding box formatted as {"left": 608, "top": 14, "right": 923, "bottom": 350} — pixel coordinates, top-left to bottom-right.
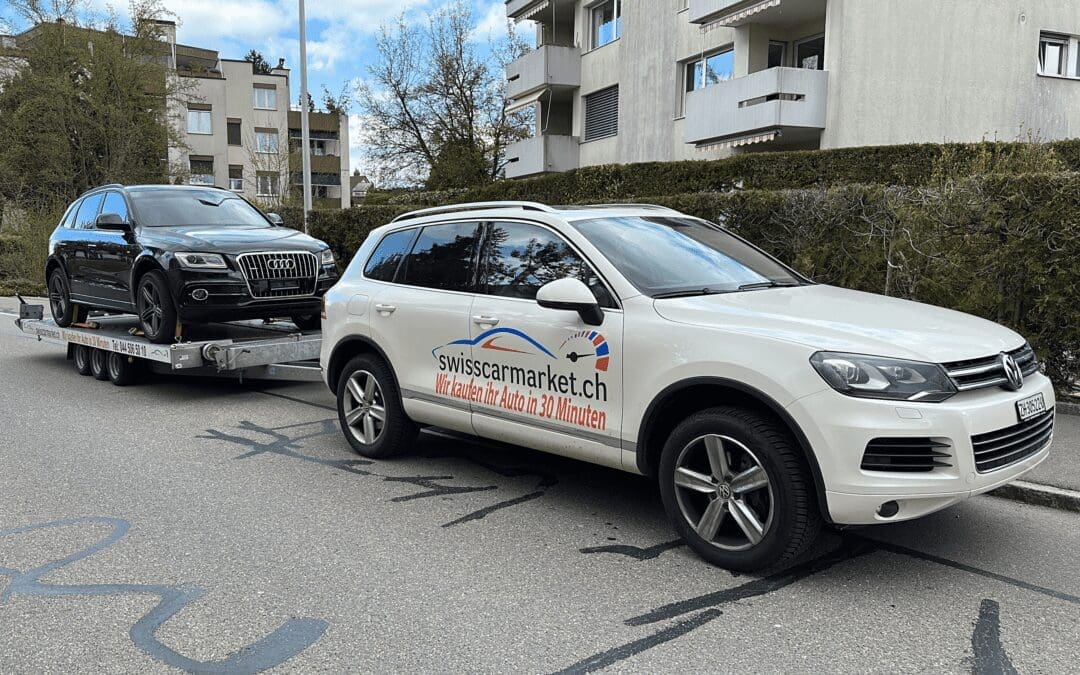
{"left": 136, "top": 271, "right": 178, "bottom": 344}
{"left": 48, "top": 269, "right": 85, "bottom": 327}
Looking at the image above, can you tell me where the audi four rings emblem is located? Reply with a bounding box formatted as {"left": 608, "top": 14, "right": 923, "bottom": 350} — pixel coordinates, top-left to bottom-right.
{"left": 1001, "top": 353, "right": 1024, "bottom": 391}
{"left": 267, "top": 259, "right": 296, "bottom": 271}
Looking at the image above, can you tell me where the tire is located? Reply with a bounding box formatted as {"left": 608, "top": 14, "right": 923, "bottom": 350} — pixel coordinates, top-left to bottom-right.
{"left": 658, "top": 406, "right": 822, "bottom": 573}
{"left": 48, "top": 268, "right": 87, "bottom": 327}
{"left": 291, "top": 313, "right": 321, "bottom": 331}
{"left": 106, "top": 352, "right": 141, "bottom": 386}
{"left": 89, "top": 348, "right": 110, "bottom": 381}
{"left": 335, "top": 354, "right": 417, "bottom": 458}
{"left": 136, "top": 270, "right": 178, "bottom": 344}
{"left": 72, "top": 344, "right": 92, "bottom": 376}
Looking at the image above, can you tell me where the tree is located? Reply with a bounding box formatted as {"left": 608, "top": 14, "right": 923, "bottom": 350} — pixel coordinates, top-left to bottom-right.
{"left": 356, "top": 1, "right": 531, "bottom": 187}
{"left": 244, "top": 49, "right": 271, "bottom": 75}
{"left": 0, "top": 0, "right": 188, "bottom": 210}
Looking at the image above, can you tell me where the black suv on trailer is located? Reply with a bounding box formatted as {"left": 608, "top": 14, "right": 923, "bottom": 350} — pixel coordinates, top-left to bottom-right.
{"left": 46, "top": 184, "right": 338, "bottom": 343}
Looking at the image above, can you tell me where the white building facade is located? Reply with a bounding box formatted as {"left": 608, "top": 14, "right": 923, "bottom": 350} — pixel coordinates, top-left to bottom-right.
{"left": 502, "top": 0, "right": 1080, "bottom": 177}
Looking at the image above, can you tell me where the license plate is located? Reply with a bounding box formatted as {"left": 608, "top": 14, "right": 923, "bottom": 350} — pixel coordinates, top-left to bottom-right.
{"left": 268, "top": 280, "right": 300, "bottom": 291}
{"left": 1015, "top": 393, "right": 1047, "bottom": 422}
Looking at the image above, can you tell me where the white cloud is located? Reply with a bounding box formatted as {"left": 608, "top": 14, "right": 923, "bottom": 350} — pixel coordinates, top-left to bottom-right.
{"left": 470, "top": 0, "right": 507, "bottom": 43}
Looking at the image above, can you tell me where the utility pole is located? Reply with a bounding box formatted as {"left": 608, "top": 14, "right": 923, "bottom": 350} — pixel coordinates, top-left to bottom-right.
{"left": 298, "top": 0, "right": 312, "bottom": 233}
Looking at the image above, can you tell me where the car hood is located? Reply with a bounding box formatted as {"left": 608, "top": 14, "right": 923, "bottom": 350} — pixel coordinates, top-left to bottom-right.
{"left": 140, "top": 225, "right": 326, "bottom": 254}
{"left": 653, "top": 284, "right": 1024, "bottom": 363}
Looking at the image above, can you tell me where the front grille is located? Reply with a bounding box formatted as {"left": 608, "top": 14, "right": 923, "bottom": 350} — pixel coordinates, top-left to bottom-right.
{"left": 971, "top": 412, "right": 1054, "bottom": 473}
{"left": 237, "top": 251, "right": 318, "bottom": 299}
{"left": 861, "top": 438, "right": 952, "bottom": 473}
{"left": 942, "top": 344, "right": 1039, "bottom": 392}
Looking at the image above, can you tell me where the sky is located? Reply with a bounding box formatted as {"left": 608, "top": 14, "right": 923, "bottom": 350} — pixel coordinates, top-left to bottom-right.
{"left": 0, "top": 0, "right": 516, "bottom": 177}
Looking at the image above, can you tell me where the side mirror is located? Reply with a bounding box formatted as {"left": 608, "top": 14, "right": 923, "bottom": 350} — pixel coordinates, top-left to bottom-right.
{"left": 266, "top": 213, "right": 284, "bottom": 226}
{"left": 96, "top": 212, "right": 131, "bottom": 231}
{"left": 536, "top": 278, "right": 604, "bottom": 326}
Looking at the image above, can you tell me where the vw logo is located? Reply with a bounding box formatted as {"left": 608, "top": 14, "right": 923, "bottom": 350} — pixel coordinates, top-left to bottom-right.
{"left": 267, "top": 259, "right": 295, "bottom": 271}
{"left": 717, "top": 483, "right": 732, "bottom": 500}
{"left": 1000, "top": 353, "right": 1024, "bottom": 391}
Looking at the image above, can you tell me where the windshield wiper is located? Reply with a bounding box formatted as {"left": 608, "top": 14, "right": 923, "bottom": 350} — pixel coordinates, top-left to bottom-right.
{"left": 652, "top": 288, "right": 728, "bottom": 299}
{"left": 737, "top": 281, "right": 800, "bottom": 291}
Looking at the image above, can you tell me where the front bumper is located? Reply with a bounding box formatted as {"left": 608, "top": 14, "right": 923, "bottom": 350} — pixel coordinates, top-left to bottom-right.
{"left": 166, "top": 264, "right": 338, "bottom": 322}
{"left": 787, "top": 373, "right": 1055, "bottom": 525}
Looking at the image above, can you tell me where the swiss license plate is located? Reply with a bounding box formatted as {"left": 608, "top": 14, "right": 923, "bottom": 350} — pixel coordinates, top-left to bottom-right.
{"left": 268, "top": 280, "right": 300, "bottom": 291}
{"left": 1015, "top": 393, "right": 1047, "bottom": 422}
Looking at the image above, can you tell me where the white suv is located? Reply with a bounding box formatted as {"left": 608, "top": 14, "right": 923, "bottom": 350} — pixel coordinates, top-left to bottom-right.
{"left": 320, "top": 202, "right": 1054, "bottom": 571}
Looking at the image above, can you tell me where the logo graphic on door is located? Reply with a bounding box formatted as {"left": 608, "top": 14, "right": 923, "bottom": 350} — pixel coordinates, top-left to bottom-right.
{"left": 559, "top": 330, "right": 609, "bottom": 372}
{"left": 432, "top": 327, "right": 557, "bottom": 359}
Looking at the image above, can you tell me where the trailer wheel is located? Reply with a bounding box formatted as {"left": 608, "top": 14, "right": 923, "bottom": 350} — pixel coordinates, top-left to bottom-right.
{"left": 72, "top": 345, "right": 92, "bottom": 376}
{"left": 89, "top": 349, "right": 110, "bottom": 381}
{"left": 107, "top": 352, "right": 141, "bottom": 386}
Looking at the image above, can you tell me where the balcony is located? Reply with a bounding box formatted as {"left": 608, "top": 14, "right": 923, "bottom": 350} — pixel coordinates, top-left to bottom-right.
{"left": 689, "top": 0, "right": 825, "bottom": 27}
{"left": 506, "top": 44, "right": 580, "bottom": 103}
{"left": 684, "top": 67, "right": 828, "bottom": 147}
{"left": 505, "top": 0, "right": 575, "bottom": 21}
{"left": 503, "top": 134, "right": 579, "bottom": 178}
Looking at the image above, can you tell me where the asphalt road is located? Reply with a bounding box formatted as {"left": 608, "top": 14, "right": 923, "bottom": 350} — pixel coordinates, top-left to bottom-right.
{"left": 1, "top": 309, "right": 1079, "bottom": 673}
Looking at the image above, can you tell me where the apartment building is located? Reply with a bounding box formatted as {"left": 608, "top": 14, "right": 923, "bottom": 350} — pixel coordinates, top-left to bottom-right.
{"left": 163, "top": 21, "right": 351, "bottom": 208}
{"left": 502, "top": 0, "right": 1080, "bottom": 177}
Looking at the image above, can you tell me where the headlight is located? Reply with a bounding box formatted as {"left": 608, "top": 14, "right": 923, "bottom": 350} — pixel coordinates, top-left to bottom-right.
{"left": 320, "top": 248, "right": 334, "bottom": 265}
{"left": 810, "top": 352, "right": 957, "bottom": 402}
{"left": 175, "top": 252, "right": 227, "bottom": 269}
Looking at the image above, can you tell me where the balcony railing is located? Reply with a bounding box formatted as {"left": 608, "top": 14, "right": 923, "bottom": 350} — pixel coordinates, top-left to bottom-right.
{"left": 503, "top": 135, "right": 579, "bottom": 178}
{"left": 684, "top": 67, "right": 828, "bottom": 146}
{"left": 506, "top": 44, "right": 581, "bottom": 102}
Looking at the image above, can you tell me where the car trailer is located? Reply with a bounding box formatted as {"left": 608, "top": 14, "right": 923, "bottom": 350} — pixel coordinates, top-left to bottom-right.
{"left": 13, "top": 299, "right": 322, "bottom": 385}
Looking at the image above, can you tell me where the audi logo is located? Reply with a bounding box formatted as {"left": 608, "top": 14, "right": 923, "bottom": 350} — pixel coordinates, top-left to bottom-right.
{"left": 267, "top": 259, "right": 296, "bottom": 271}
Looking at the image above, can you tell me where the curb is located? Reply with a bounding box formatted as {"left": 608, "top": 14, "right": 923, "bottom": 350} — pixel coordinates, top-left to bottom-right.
{"left": 1056, "top": 401, "right": 1080, "bottom": 417}
{"left": 991, "top": 480, "right": 1080, "bottom": 513}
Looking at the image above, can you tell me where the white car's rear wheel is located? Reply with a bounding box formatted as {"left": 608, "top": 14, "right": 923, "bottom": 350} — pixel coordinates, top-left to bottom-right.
{"left": 335, "top": 354, "right": 417, "bottom": 458}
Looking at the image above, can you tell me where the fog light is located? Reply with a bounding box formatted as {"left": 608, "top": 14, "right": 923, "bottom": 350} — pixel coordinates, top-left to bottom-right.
{"left": 191, "top": 288, "right": 209, "bottom": 301}
{"left": 877, "top": 500, "right": 900, "bottom": 518}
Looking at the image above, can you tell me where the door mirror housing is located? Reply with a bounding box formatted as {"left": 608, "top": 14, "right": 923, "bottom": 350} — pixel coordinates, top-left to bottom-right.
{"left": 96, "top": 212, "right": 131, "bottom": 231}
{"left": 536, "top": 278, "right": 604, "bottom": 326}
{"left": 266, "top": 212, "right": 284, "bottom": 226}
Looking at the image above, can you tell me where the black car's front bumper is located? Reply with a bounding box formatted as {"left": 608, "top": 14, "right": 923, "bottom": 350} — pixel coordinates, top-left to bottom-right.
{"left": 166, "top": 263, "right": 338, "bottom": 322}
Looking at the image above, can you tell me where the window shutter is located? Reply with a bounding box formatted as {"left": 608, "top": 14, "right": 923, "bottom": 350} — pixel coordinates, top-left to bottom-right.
{"left": 584, "top": 85, "right": 619, "bottom": 141}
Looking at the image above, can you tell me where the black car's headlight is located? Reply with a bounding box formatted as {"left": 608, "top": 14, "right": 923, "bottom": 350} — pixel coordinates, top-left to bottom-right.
{"left": 320, "top": 248, "right": 334, "bottom": 265}
{"left": 175, "top": 252, "right": 227, "bottom": 269}
{"left": 810, "top": 352, "right": 957, "bottom": 402}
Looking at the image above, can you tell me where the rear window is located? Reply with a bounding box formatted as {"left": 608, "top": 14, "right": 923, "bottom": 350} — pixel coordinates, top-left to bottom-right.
{"left": 364, "top": 229, "right": 418, "bottom": 282}
{"left": 129, "top": 189, "right": 269, "bottom": 227}
{"left": 398, "top": 222, "right": 480, "bottom": 292}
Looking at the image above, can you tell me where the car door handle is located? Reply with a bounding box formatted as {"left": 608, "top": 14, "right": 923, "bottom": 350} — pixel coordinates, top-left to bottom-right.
{"left": 374, "top": 304, "right": 396, "bottom": 314}
{"left": 473, "top": 315, "right": 499, "bottom": 326}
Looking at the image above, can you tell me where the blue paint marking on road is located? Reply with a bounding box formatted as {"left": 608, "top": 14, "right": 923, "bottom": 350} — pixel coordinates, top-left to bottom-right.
{"left": 0, "top": 516, "right": 328, "bottom": 673}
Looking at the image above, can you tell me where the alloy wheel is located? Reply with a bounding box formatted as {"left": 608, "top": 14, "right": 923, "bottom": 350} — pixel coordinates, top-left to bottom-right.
{"left": 673, "top": 434, "right": 775, "bottom": 551}
{"left": 48, "top": 274, "right": 67, "bottom": 319}
{"left": 343, "top": 370, "right": 386, "bottom": 445}
{"left": 138, "top": 282, "right": 164, "bottom": 337}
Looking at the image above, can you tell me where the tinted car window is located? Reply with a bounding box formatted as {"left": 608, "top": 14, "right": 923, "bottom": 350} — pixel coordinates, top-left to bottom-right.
{"left": 480, "top": 221, "right": 615, "bottom": 307}
{"left": 398, "top": 222, "right": 480, "bottom": 292}
{"left": 364, "top": 229, "right": 418, "bottom": 282}
{"left": 129, "top": 189, "right": 268, "bottom": 227}
{"left": 73, "top": 194, "right": 104, "bottom": 229}
{"left": 60, "top": 200, "right": 80, "bottom": 229}
{"left": 101, "top": 191, "right": 129, "bottom": 222}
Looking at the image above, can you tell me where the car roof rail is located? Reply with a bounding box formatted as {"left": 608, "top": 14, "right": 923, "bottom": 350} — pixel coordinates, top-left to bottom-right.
{"left": 566, "top": 203, "right": 683, "bottom": 214}
{"left": 390, "top": 201, "right": 557, "bottom": 223}
{"left": 78, "top": 183, "right": 124, "bottom": 197}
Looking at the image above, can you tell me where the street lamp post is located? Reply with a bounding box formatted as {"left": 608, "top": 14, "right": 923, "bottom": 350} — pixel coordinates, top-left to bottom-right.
{"left": 298, "top": 0, "right": 312, "bottom": 233}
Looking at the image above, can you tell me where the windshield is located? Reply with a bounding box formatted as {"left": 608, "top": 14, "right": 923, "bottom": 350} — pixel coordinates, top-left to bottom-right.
{"left": 570, "top": 216, "right": 803, "bottom": 297}
{"left": 130, "top": 190, "right": 271, "bottom": 227}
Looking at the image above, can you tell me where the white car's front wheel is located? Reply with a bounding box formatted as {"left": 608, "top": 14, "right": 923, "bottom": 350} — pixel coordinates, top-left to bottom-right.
{"left": 659, "top": 407, "right": 822, "bottom": 572}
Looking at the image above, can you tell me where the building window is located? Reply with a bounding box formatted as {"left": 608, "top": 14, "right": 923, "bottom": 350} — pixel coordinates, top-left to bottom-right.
{"left": 795, "top": 34, "right": 825, "bottom": 70}
{"left": 227, "top": 119, "right": 241, "bottom": 146}
{"left": 255, "top": 129, "right": 279, "bottom": 154}
{"left": 187, "top": 107, "right": 212, "bottom": 135}
{"left": 189, "top": 157, "right": 214, "bottom": 185}
{"left": 583, "top": 85, "right": 619, "bottom": 142}
{"left": 591, "top": 0, "right": 621, "bottom": 50}
{"left": 686, "top": 48, "right": 734, "bottom": 93}
{"left": 1039, "top": 32, "right": 1079, "bottom": 78}
{"left": 253, "top": 85, "right": 277, "bottom": 110}
{"left": 768, "top": 41, "right": 786, "bottom": 68}
{"left": 228, "top": 165, "right": 243, "bottom": 191}
{"left": 256, "top": 172, "right": 280, "bottom": 197}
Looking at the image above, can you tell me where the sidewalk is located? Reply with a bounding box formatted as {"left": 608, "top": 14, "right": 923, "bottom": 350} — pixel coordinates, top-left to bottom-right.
{"left": 1, "top": 295, "right": 1077, "bottom": 511}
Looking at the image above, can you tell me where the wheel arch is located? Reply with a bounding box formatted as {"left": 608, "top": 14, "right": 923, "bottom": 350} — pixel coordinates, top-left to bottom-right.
{"left": 635, "top": 377, "right": 832, "bottom": 524}
{"left": 45, "top": 255, "right": 67, "bottom": 280}
{"left": 326, "top": 335, "right": 397, "bottom": 395}
{"left": 129, "top": 254, "right": 166, "bottom": 305}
